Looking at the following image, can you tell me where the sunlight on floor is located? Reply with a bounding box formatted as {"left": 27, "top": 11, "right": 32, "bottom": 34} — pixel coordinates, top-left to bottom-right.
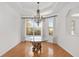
{"left": 48, "top": 48, "right": 53, "bottom": 57}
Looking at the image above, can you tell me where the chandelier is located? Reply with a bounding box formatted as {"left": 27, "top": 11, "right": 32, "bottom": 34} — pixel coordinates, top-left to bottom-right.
{"left": 22, "top": 2, "right": 57, "bottom": 26}
{"left": 34, "top": 2, "right": 45, "bottom": 26}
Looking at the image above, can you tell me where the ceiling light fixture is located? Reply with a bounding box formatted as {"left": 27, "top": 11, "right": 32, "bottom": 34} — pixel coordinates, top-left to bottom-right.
{"left": 34, "top": 2, "right": 44, "bottom": 26}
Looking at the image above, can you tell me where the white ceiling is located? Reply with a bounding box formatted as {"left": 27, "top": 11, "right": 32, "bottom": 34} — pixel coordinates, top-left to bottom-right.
{"left": 6, "top": 2, "right": 69, "bottom": 16}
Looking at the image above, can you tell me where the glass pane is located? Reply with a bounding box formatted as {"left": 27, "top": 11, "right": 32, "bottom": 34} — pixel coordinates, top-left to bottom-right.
{"left": 48, "top": 18, "right": 54, "bottom": 35}
{"left": 49, "top": 27, "right": 53, "bottom": 35}
{"left": 25, "top": 19, "right": 41, "bottom": 36}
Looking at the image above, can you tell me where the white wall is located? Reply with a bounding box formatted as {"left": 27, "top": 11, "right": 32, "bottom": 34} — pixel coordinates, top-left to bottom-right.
{"left": 0, "top": 3, "right": 21, "bottom": 56}
{"left": 56, "top": 2, "right": 79, "bottom": 56}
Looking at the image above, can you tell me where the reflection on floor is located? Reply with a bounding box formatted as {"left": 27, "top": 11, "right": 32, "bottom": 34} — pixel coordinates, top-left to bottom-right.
{"left": 3, "top": 41, "right": 72, "bottom": 57}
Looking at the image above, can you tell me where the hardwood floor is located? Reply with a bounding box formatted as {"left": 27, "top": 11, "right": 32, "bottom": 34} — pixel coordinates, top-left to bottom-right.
{"left": 3, "top": 41, "right": 72, "bottom": 57}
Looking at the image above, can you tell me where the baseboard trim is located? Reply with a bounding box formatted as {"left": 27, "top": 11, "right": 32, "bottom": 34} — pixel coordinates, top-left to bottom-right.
{"left": 57, "top": 43, "right": 73, "bottom": 57}
{"left": 1, "top": 41, "right": 21, "bottom": 57}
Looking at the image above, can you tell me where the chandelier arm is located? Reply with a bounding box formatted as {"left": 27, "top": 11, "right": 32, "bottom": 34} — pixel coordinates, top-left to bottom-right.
{"left": 44, "top": 15, "right": 58, "bottom": 19}
{"left": 21, "top": 16, "right": 34, "bottom": 19}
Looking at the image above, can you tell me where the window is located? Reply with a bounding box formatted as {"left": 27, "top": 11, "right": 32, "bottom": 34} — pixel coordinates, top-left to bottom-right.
{"left": 25, "top": 19, "right": 42, "bottom": 36}
{"left": 71, "top": 19, "right": 75, "bottom": 35}
{"left": 48, "top": 18, "right": 54, "bottom": 36}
